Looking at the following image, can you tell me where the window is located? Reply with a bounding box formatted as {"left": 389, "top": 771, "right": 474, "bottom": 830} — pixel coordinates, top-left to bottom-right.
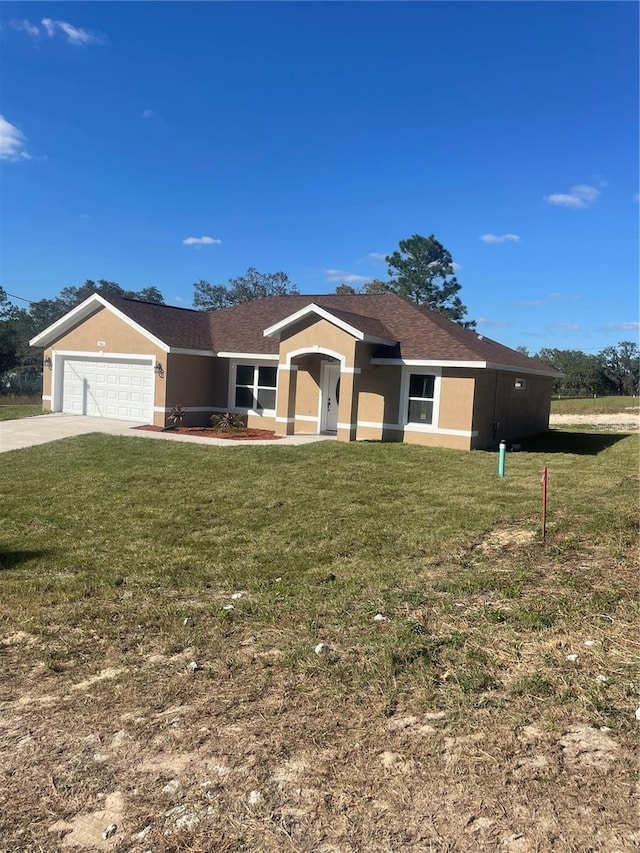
{"left": 234, "top": 364, "right": 277, "bottom": 411}
{"left": 514, "top": 378, "right": 526, "bottom": 390}
{"left": 407, "top": 373, "right": 435, "bottom": 424}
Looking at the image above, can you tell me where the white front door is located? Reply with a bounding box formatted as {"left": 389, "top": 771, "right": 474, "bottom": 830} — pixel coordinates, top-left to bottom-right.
{"left": 322, "top": 363, "right": 341, "bottom": 432}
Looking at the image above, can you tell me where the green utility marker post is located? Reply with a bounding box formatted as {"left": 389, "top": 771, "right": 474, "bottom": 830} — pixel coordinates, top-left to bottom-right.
{"left": 498, "top": 440, "right": 506, "bottom": 478}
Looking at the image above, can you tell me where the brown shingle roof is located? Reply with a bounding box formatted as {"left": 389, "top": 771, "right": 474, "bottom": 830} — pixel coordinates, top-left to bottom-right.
{"left": 104, "top": 293, "right": 559, "bottom": 375}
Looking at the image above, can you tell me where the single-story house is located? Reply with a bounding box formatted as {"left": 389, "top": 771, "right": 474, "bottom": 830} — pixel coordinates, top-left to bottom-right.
{"left": 30, "top": 292, "right": 561, "bottom": 450}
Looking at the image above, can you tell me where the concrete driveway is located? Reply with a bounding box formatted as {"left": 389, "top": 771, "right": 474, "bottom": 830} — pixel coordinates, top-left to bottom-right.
{"left": 0, "top": 413, "right": 332, "bottom": 453}
{"left": 0, "top": 413, "right": 145, "bottom": 453}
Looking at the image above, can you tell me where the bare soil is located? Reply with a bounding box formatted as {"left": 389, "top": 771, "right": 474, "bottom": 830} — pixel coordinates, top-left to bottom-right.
{"left": 1, "top": 545, "right": 638, "bottom": 852}
{"left": 550, "top": 411, "right": 639, "bottom": 431}
{"left": 136, "top": 425, "right": 282, "bottom": 441}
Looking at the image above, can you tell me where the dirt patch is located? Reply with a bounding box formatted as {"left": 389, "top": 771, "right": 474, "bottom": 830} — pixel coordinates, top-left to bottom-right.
{"left": 49, "top": 791, "right": 124, "bottom": 850}
{"left": 477, "top": 525, "right": 537, "bottom": 552}
{"left": 550, "top": 412, "right": 639, "bottom": 431}
{"left": 136, "top": 425, "right": 282, "bottom": 440}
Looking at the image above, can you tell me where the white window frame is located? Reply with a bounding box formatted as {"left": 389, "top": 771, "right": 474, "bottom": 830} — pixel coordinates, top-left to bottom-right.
{"left": 399, "top": 366, "right": 442, "bottom": 432}
{"left": 514, "top": 377, "right": 526, "bottom": 390}
{"left": 228, "top": 359, "right": 278, "bottom": 416}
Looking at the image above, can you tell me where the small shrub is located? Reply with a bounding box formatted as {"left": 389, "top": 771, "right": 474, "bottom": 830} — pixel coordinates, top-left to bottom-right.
{"left": 211, "top": 412, "right": 245, "bottom": 432}
{"left": 168, "top": 404, "right": 186, "bottom": 428}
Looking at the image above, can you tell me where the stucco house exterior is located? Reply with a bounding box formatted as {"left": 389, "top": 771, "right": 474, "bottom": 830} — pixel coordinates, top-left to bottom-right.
{"left": 30, "top": 292, "right": 560, "bottom": 450}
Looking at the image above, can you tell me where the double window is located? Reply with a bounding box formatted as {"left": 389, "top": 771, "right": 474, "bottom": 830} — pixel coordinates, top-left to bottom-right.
{"left": 407, "top": 373, "right": 436, "bottom": 425}
{"left": 234, "top": 364, "right": 277, "bottom": 412}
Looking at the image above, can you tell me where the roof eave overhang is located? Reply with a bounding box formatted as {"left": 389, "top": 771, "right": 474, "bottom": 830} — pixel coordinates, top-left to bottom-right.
{"left": 263, "top": 302, "right": 396, "bottom": 346}
{"left": 370, "top": 357, "right": 562, "bottom": 377}
{"left": 29, "top": 294, "right": 171, "bottom": 352}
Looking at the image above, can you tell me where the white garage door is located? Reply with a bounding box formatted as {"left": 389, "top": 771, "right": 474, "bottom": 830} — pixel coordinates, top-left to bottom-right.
{"left": 62, "top": 358, "right": 154, "bottom": 422}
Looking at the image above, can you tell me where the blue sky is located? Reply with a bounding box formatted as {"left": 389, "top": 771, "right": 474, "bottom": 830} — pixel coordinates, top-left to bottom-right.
{"left": 1, "top": 1, "right": 638, "bottom": 352}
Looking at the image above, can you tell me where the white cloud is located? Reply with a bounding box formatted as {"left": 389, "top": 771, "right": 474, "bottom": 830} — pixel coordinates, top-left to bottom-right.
{"left": 0, "top": 115, "right": 31, "bottom": 161}
{"left": 475, "top": 317, "right": 510, "bottom": 328}
{"left": 549, "top": 292, "right": 581, "bottom": 301}
{"left": 606, "top": 321, "right": 640, "bottom": 331}
{"left": 41, "top": 18, "right": 102, "bottom": 45}
{"left": 11, "top": 19, "right": 40, "bottom": 36}
{"left": 142, "top": 109, "right": 154, "bottom": 119}
{"left": 324, "top": 269, "right": 372, "bottom": 284}
{"left": 544, "top": 184, "right": 599, "bottom": 209}
{"left": 367, "top": 252, "right": 387, "bottom": 261}
{"left": 480, "top": 233, "right": 520, "bottom": 244}
{"left": 553, "top": 322, "right": 581, "bottom": 331}
{"left": 452, "top": 262, "right": 463, "bottom": 272}
{"left": 182, "top": 236, "right": 222, "bottom": 246}
{"left": 514, "top": 299, "right": 550, "bottom": 306}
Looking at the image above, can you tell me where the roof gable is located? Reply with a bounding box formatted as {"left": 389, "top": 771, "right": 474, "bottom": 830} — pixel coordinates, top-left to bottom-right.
{"left": 29, "top": 293, "right": 172, "bottom": 352}
{"left": 263, "top": 302, "right": 396, "bottom": 345}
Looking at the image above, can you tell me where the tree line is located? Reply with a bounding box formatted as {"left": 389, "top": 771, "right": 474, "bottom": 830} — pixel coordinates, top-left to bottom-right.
{"left": 525, "top": 343, "right": 639, "bottom": 398}
{"left": 2, "top": 233, "right": 637, "bottom": 398}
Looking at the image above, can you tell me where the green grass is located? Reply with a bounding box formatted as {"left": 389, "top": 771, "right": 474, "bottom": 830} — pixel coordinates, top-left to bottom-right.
{"left": 551, "top": 395, "right": 637, "bottom": 414}
{"left": 0, "top": 431, "right": 636, "bottom": 693}
{"left": 0, "top": 404, "right": 46, "bottom": 421}
{"left": 0, "top": 430, "right": 637, "bottom": 851}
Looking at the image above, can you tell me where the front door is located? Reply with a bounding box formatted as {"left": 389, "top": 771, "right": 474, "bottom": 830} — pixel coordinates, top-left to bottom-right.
{"left": 323, "top": 363, "right": 341, "bottom": 432}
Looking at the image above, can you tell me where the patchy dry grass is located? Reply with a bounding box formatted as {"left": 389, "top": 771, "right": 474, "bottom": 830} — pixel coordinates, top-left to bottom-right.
{"left": 0, "top": 430, "right": 638, "bottom": 852}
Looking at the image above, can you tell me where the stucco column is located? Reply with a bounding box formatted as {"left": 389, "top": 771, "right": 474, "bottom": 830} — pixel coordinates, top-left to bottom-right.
{"left": 275, "top": 365, "right": 297, "bottom": 435}
{"left": 336, "top": 369, "right": 359, "bottom": 442}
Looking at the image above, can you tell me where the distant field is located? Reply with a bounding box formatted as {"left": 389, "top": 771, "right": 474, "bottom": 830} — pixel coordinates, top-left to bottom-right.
{"left": 0, "top": 431, "right": 638, "bottom": 851}
{"left": 551, "top": 395, "right": 637, "bottom": 414}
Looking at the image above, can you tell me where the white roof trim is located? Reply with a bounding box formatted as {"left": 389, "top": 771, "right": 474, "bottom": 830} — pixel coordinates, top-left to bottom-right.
{"left": 263, "top": 303, "right": 395, "bottom": 346}
{"left": 370, "top": 357, "right": 559, "bottom": 377}
{"left": 29, "top": 293, "right": 170, "bottom": 352}
{"left": 216, "top": 352, "right": 279, "bottom": 361}
{"left": 169, "top": 347, "right": 217, "bottom": 357}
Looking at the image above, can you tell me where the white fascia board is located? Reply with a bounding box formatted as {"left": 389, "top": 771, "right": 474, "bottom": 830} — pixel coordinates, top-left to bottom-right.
{"left": 216, "top": 352, "right": 279, "bottom": 361}
{"left": 370, "top": 358, "right": 486, "bottom": 368}
{"left": 29, "top": 294, "right": 103, "bottom": 347}
{"left": 370, "top": 357, "right": 559, "bottom": 377}
{"left": 263, "top": 303, "right": 395, "bottom": 345}
{"left": 29, "top": 294, "right": 170, "bottom": 352}
{"left": 484, "top": 361, "right": 562, "bottom": 378}
{"left": 169, "top": 347, "right": 217, "bottom": 357}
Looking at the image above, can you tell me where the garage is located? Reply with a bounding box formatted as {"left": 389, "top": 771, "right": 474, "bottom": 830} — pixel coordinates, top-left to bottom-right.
{"left": 60, "top": 357, "right": 154, "bottom": 422}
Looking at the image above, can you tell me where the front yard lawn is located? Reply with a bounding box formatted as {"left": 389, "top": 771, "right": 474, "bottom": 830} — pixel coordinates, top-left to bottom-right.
{"left": 0, "top": 431, "right": 637, "bottom": 851}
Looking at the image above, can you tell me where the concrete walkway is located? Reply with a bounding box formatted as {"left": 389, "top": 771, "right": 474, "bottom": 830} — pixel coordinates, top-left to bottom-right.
{"left": 0, "top": 413, "right": 334, "bottom": 453}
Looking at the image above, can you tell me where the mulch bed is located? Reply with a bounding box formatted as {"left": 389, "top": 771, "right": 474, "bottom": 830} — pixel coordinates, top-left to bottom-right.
{"left": 136, "top": 425, "right": 282, "bottom": 441}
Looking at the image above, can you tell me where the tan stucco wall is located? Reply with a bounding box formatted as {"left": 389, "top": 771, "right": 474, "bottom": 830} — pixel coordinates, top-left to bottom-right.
{"left": 439, "top": 370, "right": 475, "bottom": 432}
{"left": 247, "top": 413, "right": 276, "bottom": 431}
{"left": 47, "top": 307, "right": 164, "bottom": 357}
{"left": 471, "top": 370, "right": 553, "bottom": 449}
{"left": 356, "top": 365, "right": 401, "bottom": 440}
{"left": 41, "top": 307, "right": 166, "bottom": 420}
{"left": 279, "top": 318, "right": 357, "bottom": 367}
{"left": 293, "top": 356, "right": 321, "bottom": 420}
{"left": 164, "top": 354, "right": 229, "bottom": 427}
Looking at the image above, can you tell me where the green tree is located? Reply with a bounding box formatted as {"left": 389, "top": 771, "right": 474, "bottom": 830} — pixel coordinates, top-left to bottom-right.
{"left": 382, "top": 234, "right": 473, "bottom": 326}
{"left": 334, "top": 279, "right": 389, "bottom": 295}
{"left": 193, "top": 267, "right": 298, "bottom": 310}
{"left": 535, "top": 348, "right": 609, "bottom": 396}
{"left": 598, "top": 342, "right": 640, "bottom": 395}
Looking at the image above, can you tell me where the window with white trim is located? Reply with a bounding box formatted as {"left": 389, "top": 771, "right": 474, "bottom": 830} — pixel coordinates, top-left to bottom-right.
{"left": 514, "top": 378, "right": 526, "bottom": 390}
{"left": 407, "top": 373, "right": 436, "bottom": 424}
{"left": 234, "top": 364, "right": 277, "bottom": 411}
